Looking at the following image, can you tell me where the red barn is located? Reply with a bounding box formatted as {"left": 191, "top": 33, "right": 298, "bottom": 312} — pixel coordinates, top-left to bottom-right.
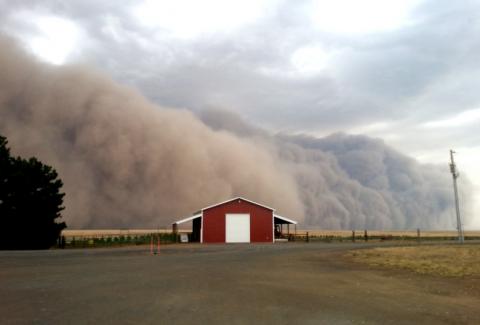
{"left": 172, "top": 197, "right": 297, "bottom": 243}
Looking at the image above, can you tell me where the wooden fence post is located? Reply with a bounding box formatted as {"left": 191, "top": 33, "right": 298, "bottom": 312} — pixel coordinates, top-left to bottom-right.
{"left": 150, "top": 234, "right": 154, "bottom": 255}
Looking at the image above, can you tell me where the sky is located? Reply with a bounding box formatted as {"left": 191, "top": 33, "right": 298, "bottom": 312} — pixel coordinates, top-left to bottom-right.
{"left": 0, "top": 0, "right": 479, "bottom": 228}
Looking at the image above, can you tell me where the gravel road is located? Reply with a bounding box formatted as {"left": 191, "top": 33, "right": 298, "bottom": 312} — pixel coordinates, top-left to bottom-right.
{"left": 1, "top": 242, "right": 479, "bottom": 324}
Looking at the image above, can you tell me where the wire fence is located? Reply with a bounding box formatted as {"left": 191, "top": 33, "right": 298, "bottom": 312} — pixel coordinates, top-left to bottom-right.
{"left": 284, "top": 230, "right": 480, "bottom": 243}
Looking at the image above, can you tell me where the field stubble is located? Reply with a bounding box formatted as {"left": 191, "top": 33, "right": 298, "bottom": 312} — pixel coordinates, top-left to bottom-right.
{"left": 348, "top": 244, "right": 480, "bottom": 277}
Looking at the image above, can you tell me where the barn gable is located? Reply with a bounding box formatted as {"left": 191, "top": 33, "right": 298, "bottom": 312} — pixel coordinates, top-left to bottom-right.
{"left": 201, "top": 197, "right": 274, "bottom": 212}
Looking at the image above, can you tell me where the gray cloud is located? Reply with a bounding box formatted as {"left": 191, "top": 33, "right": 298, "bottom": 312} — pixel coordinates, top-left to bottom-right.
{"left": 4, "top": 0, "right": 479, "bottom": 132}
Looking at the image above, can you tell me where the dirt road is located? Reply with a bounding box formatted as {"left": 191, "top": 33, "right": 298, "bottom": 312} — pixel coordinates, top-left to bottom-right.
{"left": 1, "top": 243, "right": 479, "bottom": 324}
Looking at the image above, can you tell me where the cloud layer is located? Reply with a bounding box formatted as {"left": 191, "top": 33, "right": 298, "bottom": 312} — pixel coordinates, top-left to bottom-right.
{"left": 0, "top": 38, "right": 468, "bottom": 230}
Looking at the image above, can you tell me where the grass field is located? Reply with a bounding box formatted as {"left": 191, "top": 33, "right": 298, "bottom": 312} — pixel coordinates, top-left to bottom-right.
{"left": 62, "top": 229, "right": 174, "bottom": 237}
{"left": 348, "top": 244, "right": 480, "bottom": 277}
{"left": 62, "top": 229, "right": 480, "bottom": 239}
{"left": 303, "top": 230, "right": 480, "bottom": 238}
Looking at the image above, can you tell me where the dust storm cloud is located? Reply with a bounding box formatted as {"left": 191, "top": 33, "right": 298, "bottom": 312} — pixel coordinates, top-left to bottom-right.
{"left": 0, "top": 36, "right": 469, "bottom": 229}
{"left": 0, "top": 36, "right": 302, "bottom": 228}
{"left": 200, "top": 109, "right": 472, "bottom": 230}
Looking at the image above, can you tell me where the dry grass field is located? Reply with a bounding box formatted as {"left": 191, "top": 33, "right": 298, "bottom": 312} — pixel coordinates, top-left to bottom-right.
{"left": 303, "top": 230, "right": 480, "bottom": 238}
{"left": 348, "top": 244, "right": 480, "bottom": 277}
{"left": 62, "top": 229, "right": 174, "bottom": 238}
{"left": 62, "top": 229, "right": 480, "bottom": 238}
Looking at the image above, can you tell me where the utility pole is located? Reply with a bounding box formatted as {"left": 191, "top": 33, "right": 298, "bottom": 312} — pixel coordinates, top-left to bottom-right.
{"left": 449, "top": 150, "right": 464, "bottom": 243}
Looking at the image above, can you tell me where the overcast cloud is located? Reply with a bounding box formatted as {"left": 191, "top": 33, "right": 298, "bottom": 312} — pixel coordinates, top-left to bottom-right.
{"left": 0, "top": 0, "right": 478, "bottom": 228}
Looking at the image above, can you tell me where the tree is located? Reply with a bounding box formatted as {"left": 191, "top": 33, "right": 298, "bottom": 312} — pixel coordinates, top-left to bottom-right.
{"left": 0, "top": 135, "right": 66, "bottom": 249}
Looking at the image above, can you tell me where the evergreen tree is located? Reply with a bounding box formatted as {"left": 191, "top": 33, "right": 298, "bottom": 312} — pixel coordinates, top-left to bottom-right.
{"left": 0, "top": 135, "right": 66, "bottom": 249}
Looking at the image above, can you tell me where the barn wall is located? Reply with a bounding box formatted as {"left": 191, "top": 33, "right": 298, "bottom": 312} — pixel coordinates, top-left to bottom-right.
{"left": 202, "top": 198, "right": 273, "bottom": 243}
{"left": 203, "top": 207, "right": 226, "bottom": 243}
{"left": 250, "top": 206, "right": 273, "bottom": 243}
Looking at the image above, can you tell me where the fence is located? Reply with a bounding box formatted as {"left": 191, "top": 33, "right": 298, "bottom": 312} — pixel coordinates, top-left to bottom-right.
{"left": 57, "top": 229, "right": 480, "bottom": 248}
{"left": 280, "top": 229, "right": 480, "bottom": 243}
{"left": 58, "top": 231, "right": 188, "bottom": 248}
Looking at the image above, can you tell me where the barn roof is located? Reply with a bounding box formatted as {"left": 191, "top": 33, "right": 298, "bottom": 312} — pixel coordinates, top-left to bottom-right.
{"left": 172, "top": 197, "right": 299, "bottom": 225}
{"left": 274, "top": 214, "right": 298, "bottom": 225}
{"left": 173, "top": 213, "right": 201, "bottom": 225}
{"left": 201, "top": 197, "right": 275, "bottom": 212}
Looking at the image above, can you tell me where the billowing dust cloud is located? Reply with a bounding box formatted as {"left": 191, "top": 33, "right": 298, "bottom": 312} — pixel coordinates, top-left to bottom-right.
{"left": 199, "top": 112, "right": 472, "bottom": 230}
{"left": 0, "top": 37, "right": 303, "bottom": 228}
{"left": 0, "top": 36, "right": 470, "bottom": 229}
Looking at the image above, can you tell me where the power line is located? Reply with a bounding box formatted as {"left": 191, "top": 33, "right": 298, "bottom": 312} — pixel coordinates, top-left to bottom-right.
{"left": 449, "top": 149, "right": 464, "bottom": 243}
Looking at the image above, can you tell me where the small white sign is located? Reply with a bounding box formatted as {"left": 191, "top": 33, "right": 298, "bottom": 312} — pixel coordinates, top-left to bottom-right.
{"left": 180, "top": 234, "right": 189, "bottom": 243}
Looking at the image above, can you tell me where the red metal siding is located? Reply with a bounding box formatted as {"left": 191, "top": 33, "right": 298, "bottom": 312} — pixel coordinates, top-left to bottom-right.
{"left": 202, "top": 198, "right": 273, "bottom": 243}
{"left": 202, "top": 208, "right": 226, "bottom": 243}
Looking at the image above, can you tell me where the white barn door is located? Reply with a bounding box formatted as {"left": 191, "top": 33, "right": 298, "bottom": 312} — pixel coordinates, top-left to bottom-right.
{"left": 225, "top": 214, "right": 250, "bottom": 243}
